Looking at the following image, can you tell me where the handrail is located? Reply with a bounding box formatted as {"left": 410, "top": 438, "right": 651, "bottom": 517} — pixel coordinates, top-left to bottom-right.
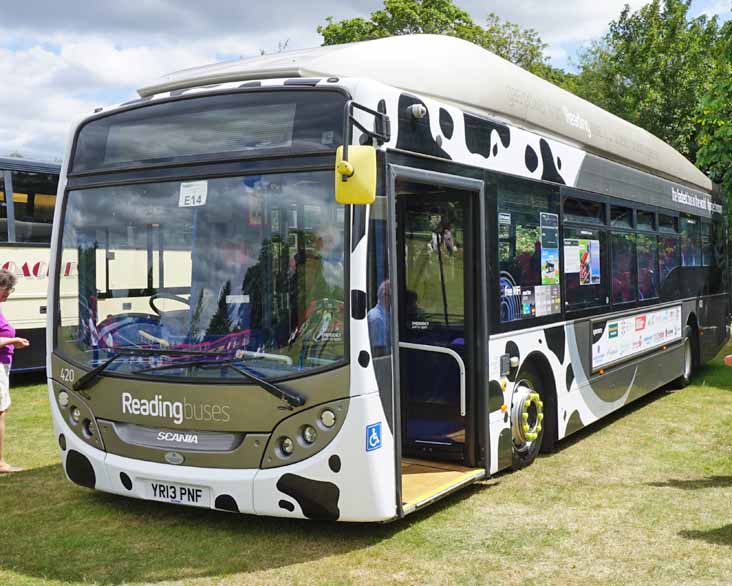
{"left": 398, "top": 342, "right": 466, "bottom": 416}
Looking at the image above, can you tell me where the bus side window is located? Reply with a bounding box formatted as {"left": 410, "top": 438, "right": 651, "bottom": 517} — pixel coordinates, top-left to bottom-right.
{"left": 610, "top": 232, "right": 636, "bottom": 304}
{"left": 563, "top": 226, "right": 608, "bottom": 310}
{"left": 498, "top": 177, "right": 560, "bottom": 323}
{"left": 563, "top": 197, "right": 608, "bottom": 312}
{"left": 10, "top": 170, "right": 56, "bottom": 244}
{"left": 0, "top": 175, "right": 7, "bottom": 243}
{"left": 637, "top": 233, "right": 658, "bottom": 300}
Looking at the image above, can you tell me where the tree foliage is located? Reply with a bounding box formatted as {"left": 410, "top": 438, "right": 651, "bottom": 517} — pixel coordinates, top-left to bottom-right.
{"left": 695, "top": 22, "right": 732, "bottom": 217}
{"left": 570, "top": 0, "right": 722, "bottom": 162}
{"left": 317, "top": 0, "right": 562, "bottom": 81}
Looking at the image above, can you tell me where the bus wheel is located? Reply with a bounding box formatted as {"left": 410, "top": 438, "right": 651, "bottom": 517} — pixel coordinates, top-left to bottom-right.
{"left": 510, "top": 366, "right": 545, "bottom": 469}
{"left": 674, "top": 329, "right": 695, "bottom": 388}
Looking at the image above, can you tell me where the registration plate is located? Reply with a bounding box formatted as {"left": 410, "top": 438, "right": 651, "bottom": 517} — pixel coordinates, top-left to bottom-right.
{"left": 145, "top": 480, "right": 211, "bottom": 508}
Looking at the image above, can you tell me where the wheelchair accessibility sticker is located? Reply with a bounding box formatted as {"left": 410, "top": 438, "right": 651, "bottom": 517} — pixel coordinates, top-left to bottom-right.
{"left": 366, "top": 422, "right": 382, "bottom": 452}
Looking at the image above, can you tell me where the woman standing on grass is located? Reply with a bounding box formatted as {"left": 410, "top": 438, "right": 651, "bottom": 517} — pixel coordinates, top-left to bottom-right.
{"left": 0, "top": 269, "right": 29, "bottom": 473}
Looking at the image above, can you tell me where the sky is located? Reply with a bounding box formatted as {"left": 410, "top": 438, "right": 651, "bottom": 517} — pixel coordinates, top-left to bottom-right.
{"left": 1, "top": 0, "right": 729, "bottom": 163}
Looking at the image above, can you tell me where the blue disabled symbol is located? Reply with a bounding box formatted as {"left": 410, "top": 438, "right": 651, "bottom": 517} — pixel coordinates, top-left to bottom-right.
{"left": 366, "top": 422, "right": 382, "bottom": 452}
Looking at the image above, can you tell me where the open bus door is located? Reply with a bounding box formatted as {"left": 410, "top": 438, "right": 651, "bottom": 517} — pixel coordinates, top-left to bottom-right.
{"left": 386, "top": 165, "right": 489, "bottom": 516}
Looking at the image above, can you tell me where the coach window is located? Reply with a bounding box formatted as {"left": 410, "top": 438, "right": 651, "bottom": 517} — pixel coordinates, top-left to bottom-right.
{"left": 711, "top": 213, "right": 727, "bottom": 295}
{"left": 680, "top": 215, "right": 701, "bottom": 267}
{"left": 563, "top": 196, "right": 608, "bottom": 311}
{"left": 610, "top": 205, "right": 633, "bottom": 228}
{"left": 564, "top": 198, "right": 604, "bottom": 225}
{"left": 11, "top": 171, "right": 56, "bottom": 244}
{"left": 611, "top": 232, "right": 636, "bottom": 304}
{"left": 636, "top": 210, "right": 658, "bottom": 300}
{"left": 0, "top": 174, "right": 7, "bottom": 242}
{"left": 498, "top": 177, "right": 561, "bottom": 323}
{"left": 658, "top": 214, "right": 680, "bottom": 300}
{"left": 637, "top": 210, "right": 655, "bottom": 231}
{"left": 701, "top": 222, "right": 713, "bottom": 266}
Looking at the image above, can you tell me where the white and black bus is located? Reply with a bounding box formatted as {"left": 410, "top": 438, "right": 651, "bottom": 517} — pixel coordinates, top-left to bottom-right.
{"left": 47, "top": 35, "right": 728, "bottom": 522}
{"left": 0, "top": 157, "right": 60, "bottom": 371}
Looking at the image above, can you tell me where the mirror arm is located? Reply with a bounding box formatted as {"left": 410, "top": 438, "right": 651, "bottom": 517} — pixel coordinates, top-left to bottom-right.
{"left": 341, "top": 100, "right": 391, "bottom": 180}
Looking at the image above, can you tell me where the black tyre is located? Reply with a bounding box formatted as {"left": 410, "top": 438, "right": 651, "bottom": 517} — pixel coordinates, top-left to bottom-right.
{"left": 511, "top": 364, "right": 553, "bottom": 469}
{"left": 674, "top": 327, "right": 696, "bottom": 388}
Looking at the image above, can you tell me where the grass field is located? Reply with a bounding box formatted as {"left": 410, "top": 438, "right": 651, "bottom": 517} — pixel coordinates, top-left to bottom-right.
{"left": 1, "top": 351, "right": 731, "bottom": 586}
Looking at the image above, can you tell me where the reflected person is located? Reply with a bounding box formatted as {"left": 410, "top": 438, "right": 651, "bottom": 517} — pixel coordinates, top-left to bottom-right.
{"left": 367, "top": 279, "right": 391, "bottom": 356}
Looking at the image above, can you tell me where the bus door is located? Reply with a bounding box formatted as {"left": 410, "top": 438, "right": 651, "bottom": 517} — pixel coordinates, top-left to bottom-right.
{"left": 389, "top": 167, "right": 486, "bottom": 473}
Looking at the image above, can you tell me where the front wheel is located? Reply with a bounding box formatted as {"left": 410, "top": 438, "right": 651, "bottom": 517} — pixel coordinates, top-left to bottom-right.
{"left": 511, "top": 365, "right": 547, "bottom": 470}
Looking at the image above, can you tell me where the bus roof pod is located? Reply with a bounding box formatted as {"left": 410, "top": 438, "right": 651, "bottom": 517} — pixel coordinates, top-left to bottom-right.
{"left": 137, "top": 34, "right": 712, "bottom": 193}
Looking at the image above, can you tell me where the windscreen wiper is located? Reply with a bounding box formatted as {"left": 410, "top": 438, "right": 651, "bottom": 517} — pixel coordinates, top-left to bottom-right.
{"left": 134, "top": 358, "right": 306, "bottom": 409}
{"left": 72, "top": 347, "right": 230, "bottom": 393}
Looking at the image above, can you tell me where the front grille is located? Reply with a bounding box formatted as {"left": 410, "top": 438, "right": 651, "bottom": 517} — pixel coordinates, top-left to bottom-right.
{"left": 103, "top": 420, "right": 245, "bottom": 452}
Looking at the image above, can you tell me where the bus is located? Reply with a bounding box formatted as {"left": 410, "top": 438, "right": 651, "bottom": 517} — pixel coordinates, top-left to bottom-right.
{"left": 0, "top": 157, "right": 60, "bottom": 371}
{"left": 47, "top": 35, "right": 729, "bottom": 522}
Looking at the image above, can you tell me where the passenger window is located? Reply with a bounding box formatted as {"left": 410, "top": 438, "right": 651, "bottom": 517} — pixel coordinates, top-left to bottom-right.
{"left": 611, "top": 232, "right": 636, "bottom": 303}
{"left": 564, "top": 227, "right": 607, "bottom": 310}
{"left": 637, "top": 210, "right": 655, "bottom": 231}
{"left": 10, "top": 170, "right": 57, "bottom": 244}
{"left": 564, "top": 198, "right": 604, "bottom": 225}
{"left": 498, "top": 178, "right": 561, "bottom": 322}
{"left": 659, "top": 235, "right": 680, "bottom": 299}
{"left": 637, "top": 234, "right": 658, "bottom": 300}
{"left": 659, "top": 215, "right": 678, "bottom": 233}
{"left": 611, "top": 206, "right": 633, "bottom": 228}
{"left": 701, "top": 223, "right": 713, "bottom": 266}
{"left": 0, "top": 176, "right": 7, "bottom": 242}
{"left": 680, "top": 215, "right": 701, "bottom": 267}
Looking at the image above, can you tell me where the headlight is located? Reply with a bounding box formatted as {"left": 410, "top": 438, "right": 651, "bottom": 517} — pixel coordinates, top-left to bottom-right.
{"left": 320, "top": 409, "right": 336, "bottom": 428}
{"left": 302, "top": 425, "right": 317, "bottom": 444}
{"left": 279, "top": 436, "right": 294, "bottom": 456}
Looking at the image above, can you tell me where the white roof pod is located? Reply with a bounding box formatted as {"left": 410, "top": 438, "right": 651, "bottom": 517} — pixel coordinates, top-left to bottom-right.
{"left": 139, "top": 34, "right": 712, "bottom": 192}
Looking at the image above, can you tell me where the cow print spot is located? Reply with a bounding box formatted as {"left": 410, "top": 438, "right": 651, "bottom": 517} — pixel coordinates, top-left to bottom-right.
{"left": 539, "top": 139, "right": 565, "bottom": 184}
{"left": 279, "top": 500, "right": 295, "bottom": 512}
{"left": 525, "top": 145, "right": 539, "bottom": 172}
{"left": 329, "top": 455, "right": 342, "bottom": 473}
{"left": 277, "top": 474, "right": 340, "bottom": 521}
{"left": 439, "top": 108, "right": 454, "bottom": 139}
{"left": 215, "top": 494, "right": 239, "bottom": 512}
{"left": 464, "top": 113, "right": 511, "bottom": 158}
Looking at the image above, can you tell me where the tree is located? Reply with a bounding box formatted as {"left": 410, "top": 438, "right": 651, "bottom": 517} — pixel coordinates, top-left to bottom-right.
{"left": 570, "top": 0, "right": 722, "bottom": 162}
{"left": 695, "top": 22, "right": 732, "bottom": 222}
{"left": 206, "top": 281, "right": 233, "bottom": 336}
{"left": 317, "top": 0, "right": 562, "bottom": 81}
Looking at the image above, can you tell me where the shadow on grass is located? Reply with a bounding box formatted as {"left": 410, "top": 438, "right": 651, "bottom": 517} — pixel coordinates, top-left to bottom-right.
{"left": 0, "top": 461, "right": 489, "bottom": 584}
{"left": 680, "top": 525, "right": 732, "bottom": 546}
{"left": 551, "top": 384, "right": 675, "bottom": 454}
{"left": 647, "top": 476, "right": 732, "bottom": 490}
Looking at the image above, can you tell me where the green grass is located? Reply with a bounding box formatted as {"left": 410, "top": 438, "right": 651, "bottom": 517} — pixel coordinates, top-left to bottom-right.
{"left": 1, "top": 352, "right": 732, "bottom": 586}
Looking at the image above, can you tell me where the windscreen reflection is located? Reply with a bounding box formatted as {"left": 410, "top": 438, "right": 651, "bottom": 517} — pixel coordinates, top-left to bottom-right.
{"left": 56, "top": 171, "right": 346, "bottom": 381}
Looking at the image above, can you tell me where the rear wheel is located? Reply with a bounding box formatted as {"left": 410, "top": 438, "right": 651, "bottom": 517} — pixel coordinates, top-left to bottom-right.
{"left": 674, "top": 329, "right": 695, "bottom": 388}
{"left": 511, "top": 365, "right": 547, "bottom": 469}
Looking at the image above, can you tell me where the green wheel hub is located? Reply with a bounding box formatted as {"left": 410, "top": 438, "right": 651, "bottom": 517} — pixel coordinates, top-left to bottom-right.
{"left": 511, "top": 384, "right": 544, "bottom": 446}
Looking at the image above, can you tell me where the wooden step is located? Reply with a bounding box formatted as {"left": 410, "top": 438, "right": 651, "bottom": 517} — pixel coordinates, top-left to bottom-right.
{"left": 401, "top": 458, "right": 484, "bottom": 513}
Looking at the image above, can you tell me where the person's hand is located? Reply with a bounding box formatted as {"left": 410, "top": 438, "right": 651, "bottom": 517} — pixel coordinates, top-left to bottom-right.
{"left": 11, "top": 338, "right": 29, "bottom": 349}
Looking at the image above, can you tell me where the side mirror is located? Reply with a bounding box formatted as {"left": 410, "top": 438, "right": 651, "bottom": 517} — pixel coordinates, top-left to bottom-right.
{"left": 334, "top": 145, "right": 376, "bottom": 205}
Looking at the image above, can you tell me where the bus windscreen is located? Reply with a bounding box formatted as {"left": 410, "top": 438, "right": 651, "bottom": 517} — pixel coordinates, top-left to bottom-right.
{"left": 71, "top": 90, "right": 345, "bottom": 172}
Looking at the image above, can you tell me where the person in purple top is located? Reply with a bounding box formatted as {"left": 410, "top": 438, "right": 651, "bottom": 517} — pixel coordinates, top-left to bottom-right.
{"left": 0, "top": 270, "right": 30, "bottom": 473}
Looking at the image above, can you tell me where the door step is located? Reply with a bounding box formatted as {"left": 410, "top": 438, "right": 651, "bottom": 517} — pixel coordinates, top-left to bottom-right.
{"left": 401, "top": 458, "right": 484, "bottom": 514}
